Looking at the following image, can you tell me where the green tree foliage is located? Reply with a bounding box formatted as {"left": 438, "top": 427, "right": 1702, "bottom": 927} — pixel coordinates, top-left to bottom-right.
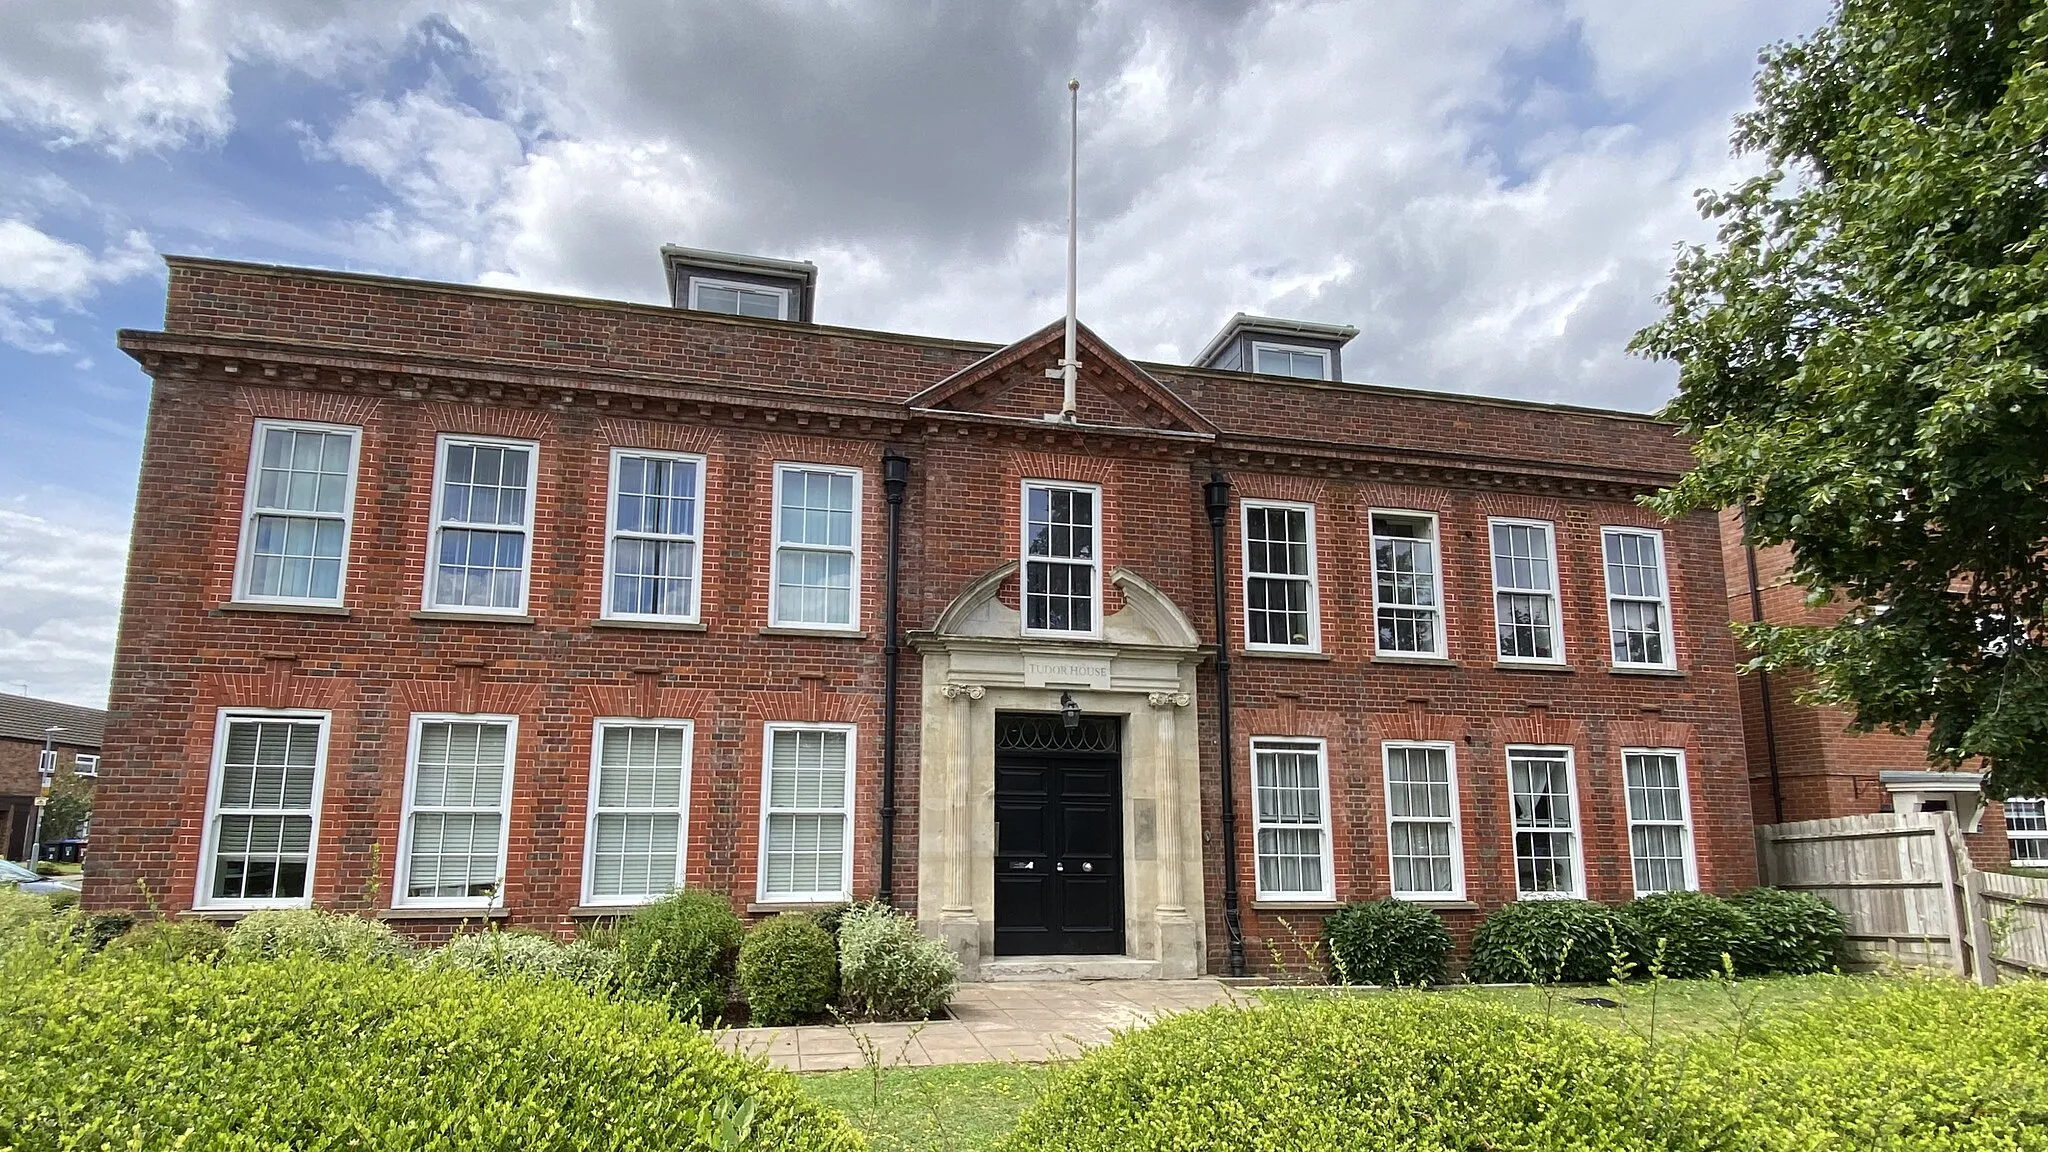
{"left": 1634, "top": 0, "right": 2048, "bottom": 794}
{"left": 36, "top": 772, "right": 91, "bottom": 845}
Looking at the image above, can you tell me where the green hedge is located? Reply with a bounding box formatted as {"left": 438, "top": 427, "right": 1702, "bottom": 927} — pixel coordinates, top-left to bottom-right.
{"left": 1467, "top": 899, "right": 1642, "bottom": 984}
{"left": 431, "top": 930, "right": 618, "bottom": 994}
{"left": 837, "top": 901, "right": 957, "bottom": 1021}
{"left": 737, "top": 913, "right": 837, "bottom": 1026}
{"left": 0, "top": 947, "right": 860, "bottom": 1151}
{"left": 224, "top": 908, "right": 410, "bottom": 963}
{"left": 1620, "top": 891, "right": 1758, "bottom": 979}
{"left": 1728, "top": 887, "right": 1846, "bottom": 975}
{"left": 1002, "top": 978, "right": 2048, "bottom": 1151}
{"left": 1320, "top": 899, "right": 1450, "bottom": 986}
{"left": 618, "top": 889, "right": 744, "bottom": 1022}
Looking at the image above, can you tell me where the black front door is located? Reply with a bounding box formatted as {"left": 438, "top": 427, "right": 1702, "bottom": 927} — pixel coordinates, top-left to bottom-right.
{"left": 993, "top": 712, "right": 1125, "bottom": 956}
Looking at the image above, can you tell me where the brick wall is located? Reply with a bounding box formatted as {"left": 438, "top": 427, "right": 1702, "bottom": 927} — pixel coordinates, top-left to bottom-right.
{"left": 94, "top": 258, "right": 1759, "bottom": 970}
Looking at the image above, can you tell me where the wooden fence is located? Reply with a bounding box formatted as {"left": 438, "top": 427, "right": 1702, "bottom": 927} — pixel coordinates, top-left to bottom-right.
{"left": 1756, "top": 811, "right": 2048, "bottom": 984}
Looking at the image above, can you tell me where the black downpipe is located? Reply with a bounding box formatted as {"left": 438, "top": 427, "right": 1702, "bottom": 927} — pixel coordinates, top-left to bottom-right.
{"left": 1740, "top": 506, "right": 1787, "bottom": 824}
{"left": 1203, "top": 472, "right": 1247, "bottom": 978}
{"left": 878, "top": 453, "right": 911, "bottom": 906}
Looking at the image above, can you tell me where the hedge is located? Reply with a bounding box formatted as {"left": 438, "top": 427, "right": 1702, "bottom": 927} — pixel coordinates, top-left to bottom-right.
{"left": 1727, "top": 887, "right": 1847, "bottom": 975}
{"left": 737, "top": 913, "right": 837, "bottom": 1026}
{"left": 0, "top": 946, "right": 861, "bottom": 1151}
{"left": 1002, "top": 978, "right": 2048, "bottom": 1151}
{"left": 1467, "top": 899, "right": 1643, "bottom": 984}
{"left": 1320, "top": 899, "right": 1450, "bottom": 986}
{"left": 1619, "top": 891, "right": 1758, "bottom": 979}
{"left": 618, "top": 890, "right": 745, "bottom": 1022}
{"left": 836, "top": 901, "right": 957, "bottom": 1021}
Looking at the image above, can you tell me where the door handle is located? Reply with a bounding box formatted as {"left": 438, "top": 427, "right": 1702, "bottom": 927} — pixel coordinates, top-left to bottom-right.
{"left": 1081, "top": 861, "right": 1094, "bottom": 873}
{"left": 1054, "top": 861, "right": 1064, "bottom": 872}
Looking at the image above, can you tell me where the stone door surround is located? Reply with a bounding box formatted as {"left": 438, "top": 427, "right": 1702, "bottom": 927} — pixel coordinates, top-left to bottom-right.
{"left": 911, "top": 562, "right": 1208, "bottom": 979}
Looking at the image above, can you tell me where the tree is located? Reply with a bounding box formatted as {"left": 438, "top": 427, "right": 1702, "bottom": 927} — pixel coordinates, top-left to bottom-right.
{"left": 38, "top": 772, "right": 92, "bottom": 846}
{"left": 1635, "top": 0, "right": 2048, "bottom": 796}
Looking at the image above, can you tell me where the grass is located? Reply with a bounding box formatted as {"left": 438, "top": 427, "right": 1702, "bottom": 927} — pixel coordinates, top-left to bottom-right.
{"left": 793, "top": 975, "right": 1862, "bottom": 1151}
{"left": 798, "top": 1061, "right": 1053, "bottom": 1152}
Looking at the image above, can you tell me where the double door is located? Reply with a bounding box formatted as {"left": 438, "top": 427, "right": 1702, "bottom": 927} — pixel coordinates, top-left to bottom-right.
{"left": 993, "top": 744, "right": 1125, "bottom": 956}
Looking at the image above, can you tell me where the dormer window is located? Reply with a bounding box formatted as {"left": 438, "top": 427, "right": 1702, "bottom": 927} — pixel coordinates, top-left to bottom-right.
{"left": 663, "top": 244, "right": 817, "bottom": 322}
{"left": 1250, "top": 342, "right": 1331, "bottom": 380}
{"left": 689, "top": 277, "right": 790, "bottom": 320}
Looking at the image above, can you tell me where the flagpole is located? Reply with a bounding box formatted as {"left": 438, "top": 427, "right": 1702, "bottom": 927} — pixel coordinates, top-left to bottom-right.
{"left": 1061, "top": 77, "right": 1079, "bottom": 421}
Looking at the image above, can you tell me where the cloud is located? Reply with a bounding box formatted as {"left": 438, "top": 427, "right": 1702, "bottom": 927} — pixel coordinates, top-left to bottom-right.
{"left": 0, "top": 500, "right": 127, "bottom": 709}
{"left": 0, "top": 221, "right": 155, "bottom": 353}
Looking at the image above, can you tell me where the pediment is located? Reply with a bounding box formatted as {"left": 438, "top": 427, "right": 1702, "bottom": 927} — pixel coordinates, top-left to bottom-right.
{"left": 907, "top": 320, "right": 1216, "bottom": 436}
{"left": 922, "top": 562, "right": 1203, "bottom": 651}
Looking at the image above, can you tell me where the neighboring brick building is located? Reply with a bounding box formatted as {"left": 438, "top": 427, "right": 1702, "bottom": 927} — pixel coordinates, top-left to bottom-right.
{"left": 1718, "top": 510, "right": 2020, "bottom": 868}
{"left": 0, "top": 693, "right": 104, "bottom": 861}
{"left": 92, "top": 250, "right": 1755, "bottom": 976}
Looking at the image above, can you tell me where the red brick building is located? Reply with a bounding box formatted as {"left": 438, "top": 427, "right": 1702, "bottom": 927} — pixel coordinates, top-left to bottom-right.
{"left": 0, "top": 693, "right": 103, "bottom": 862}
{"left": 1718, "top": 510, "right": 2026, "bottom": 868}
{"left": 92, "top": 250, "right": 1756, "bottom": 976}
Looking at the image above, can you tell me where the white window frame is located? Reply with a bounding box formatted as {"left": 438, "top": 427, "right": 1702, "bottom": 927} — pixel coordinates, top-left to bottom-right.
{"left": 1622, "top": 747, "right": 1698, "bottom": 895}
{"left": 1601, "top": 527, "right": 1677, "bottom": 670}
{"left": 394, "top": 713, "right": 519, "bottom": 910}
{"left": 1506, "top": 744, "right": 1585, "bottom": 900}
{"left": 423, "top": 434, "right": 539, "bottom": 615}
{"left": 1249, "top": 341, "right": 1332, "bottom": 380}
{"left": 2007, "top": 798, "right": 2048, "bottom": 867}
{"left": 1488, "top": 517, "right": 1566, "bottom": 665}
{"left": 601, "top": 448, "right": 707, "bottom": 624}
{"left": 1240, "top": 499, "right": 1321, "bottom": 652}
{"left": 756, "top": 722, "right": 857, "bottom": 904}
{"left": 1249, "top": 736, "right": 1336, "bottom": 902}
{"left": 769, "top": 462, "right": 863, "bottom": 631}
{"left": 581, "top": 718, "right": 694, "bottom": 907}
{"left": 1382, "top": 741, "right": 1465, "bottom": 900}
{"left": 234, "top": 419, "right": 362, "bottom": 607}
{"left": 688, "top": 275, "right": 791, "bottom": 320}
{"left": 194, "top": 708, "right": 331, "bottom": 911}
{"left": 71, "top": 754, "right": 99, "bottom": 778}
{"left": 1370, "top": 509, "right": 1449, "bottom": 660}
{"left": 1020, "top": 480, "right": 1105, "bottom": 640}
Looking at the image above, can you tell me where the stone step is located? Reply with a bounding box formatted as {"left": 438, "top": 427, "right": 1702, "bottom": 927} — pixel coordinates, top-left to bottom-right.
{"left": 980, "top": 955, "right": 1164, "bottom": 981}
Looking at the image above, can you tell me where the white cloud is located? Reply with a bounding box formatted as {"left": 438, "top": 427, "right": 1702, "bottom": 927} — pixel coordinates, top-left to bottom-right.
{"left": 0, "top": 221, "right": 155, "bottom": 353}
{"left": 0, "top": 500, "right": 128, "bottom": 709}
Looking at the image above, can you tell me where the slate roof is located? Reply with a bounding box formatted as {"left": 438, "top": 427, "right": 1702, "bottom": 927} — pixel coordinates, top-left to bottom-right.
{"left": 0, "top": 694, "right": 106, "bottom": 747}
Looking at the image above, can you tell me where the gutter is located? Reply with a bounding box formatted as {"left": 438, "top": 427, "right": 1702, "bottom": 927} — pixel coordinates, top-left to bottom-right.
{"left": 878, "top": 453, "right": 911, "bottom": 906}
{"left": 1202, "top": 471, "right": 1248, "bottom": 978}
{"left": 1741, "top": 505, "right": 1786, "bottom": 823}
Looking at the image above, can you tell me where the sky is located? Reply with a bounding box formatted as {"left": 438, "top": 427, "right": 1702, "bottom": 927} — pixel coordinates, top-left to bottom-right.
{"left": 0, "top": 0, "right": 1831, "bottom": 708}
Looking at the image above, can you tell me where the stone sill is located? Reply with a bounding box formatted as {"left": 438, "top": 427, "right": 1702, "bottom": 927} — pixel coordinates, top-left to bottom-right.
{"left": 759, "top": 626, "right": 869, "bottom": 640}
{"left": 217, "top": 601, "right": 350, "bottom": 617}
{"left": 569, "top": 903, "right": 649, "bottom": 918}
{"left": 1240, "top": 648, "right": 1332, "bottom": 661}
{"left": 1403, "top": 899, "right": 1480, "bottom": 911}
{"left": 746, "top": 901, "right": 844, "bottom": 915}
{"left": 592, "top": 618, "right": 707, "bottom": 632}
{"left": 1370, "top": 654, "right": 1457, "bottom": 668}
{"left": 1250, "top": 900, "right": 1342, "bottom": 912}
{"left": 179, "top": 908, "right": 259, "bottom": 921}
{"left": 411, "top": 610, "right": 535, "bottom": 625}
{"left": 1493, "top": 661, "right": 1575, "bottom": 674}
{"left": 1607, "top": 665, "right": 1685, "bottom": 678}
{"left": 375, "top": 906, "right": 511, "bottom": 921}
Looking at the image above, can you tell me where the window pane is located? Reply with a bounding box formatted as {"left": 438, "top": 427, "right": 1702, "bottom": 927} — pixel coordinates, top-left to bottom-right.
{"left": 1254, "top": 744, "right": 1328, "bottom": 896}
{"left": 762, "top": 727, "right": 851, "bottom": 898}
{"left": 1509, "top": 751, "right": 1577, "bottom": 895}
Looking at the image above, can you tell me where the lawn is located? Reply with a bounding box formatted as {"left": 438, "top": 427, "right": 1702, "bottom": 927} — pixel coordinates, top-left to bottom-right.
{"left": 798, "top": 975, "right": 1861, "bottom": 1152}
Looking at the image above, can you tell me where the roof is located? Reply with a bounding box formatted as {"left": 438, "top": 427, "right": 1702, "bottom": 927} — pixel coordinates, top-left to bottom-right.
{"left": 659, "top": 244, "right": 818, "bottom": 282}
{"left": 1192, "top": 312, "right": 1361, "bottom": 368}
{"left": 1878, "top": 770, "right": 1986, "bottom": 792}
{"left": 0, "top": 694, "right": 105, "bottom": 747}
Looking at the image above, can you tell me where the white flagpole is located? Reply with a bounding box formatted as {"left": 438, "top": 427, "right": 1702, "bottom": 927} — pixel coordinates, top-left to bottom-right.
{"left": 1060, "top": 77, "right": 1079, "bottom": 421}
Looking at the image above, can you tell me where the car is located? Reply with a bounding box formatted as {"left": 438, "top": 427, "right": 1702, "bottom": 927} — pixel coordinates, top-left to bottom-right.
{"left": 0, "top": 858, "right": 70, "bottom": 897}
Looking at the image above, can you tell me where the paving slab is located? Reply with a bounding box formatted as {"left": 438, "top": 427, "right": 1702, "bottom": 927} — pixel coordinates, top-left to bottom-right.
{"left": 716, "top": 978, "right": 1241, "bottom": 1072}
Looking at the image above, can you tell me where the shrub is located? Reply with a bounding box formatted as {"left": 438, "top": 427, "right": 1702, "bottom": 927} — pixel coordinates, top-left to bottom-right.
{"left": 738, "top": 914, "right": 838, "bottom": 1026}
{"left": 0, "top": 886, "right": 60, "bottom": 936}
{"left": 807, "top": 901, "right": 853, "bottom": 942}
{"left": 0, "top": 948, "right": 861, "bottom": 1150}
{"left": 1320, "top": 899, "right": 1451, "bottom": 986}
{"left": 1620, "top": 891, "right": 1758, "bottom": 979}
{"left": 224, "top": 907, "right": 409, "bottom": 963}
{"left": 101, "top": 919, "right": 226, "bottom": 963}
{"left": 1467, "top": 899, "right": 1642, "bottom": 984}
{"left": 618, "top": 889, "right": 744, "bottom": 1022}
{"left": 1001, "top": 979, "right": 2048, "bottom": 1152}
{"left": 76, "top": 911, "right": 134, "bottom": 951}
{"left": 836, "top": 901, "right": 956, "bottom": 1021}
{"left": 1001, "top": 994, "right": 1748, "bottom": 1151}
{"left": 433, "top": 930, "right": 618, "bottom": 994}
{"left": 1728, "top": 886, "right": 1847, "bottom": 975}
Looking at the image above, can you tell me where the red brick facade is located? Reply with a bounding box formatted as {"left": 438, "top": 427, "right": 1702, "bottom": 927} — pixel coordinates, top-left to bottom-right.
{"left": 93, "top": 257, "right": 1757, "bottom": 971}
{"left": 1718, "top": 509, "right": 2011, "bottom": 867}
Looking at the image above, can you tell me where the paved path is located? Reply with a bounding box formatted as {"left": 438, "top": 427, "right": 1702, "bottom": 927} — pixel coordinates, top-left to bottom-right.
{"left": 715, "top": 979, "right": 1242, "bottom": 1072}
